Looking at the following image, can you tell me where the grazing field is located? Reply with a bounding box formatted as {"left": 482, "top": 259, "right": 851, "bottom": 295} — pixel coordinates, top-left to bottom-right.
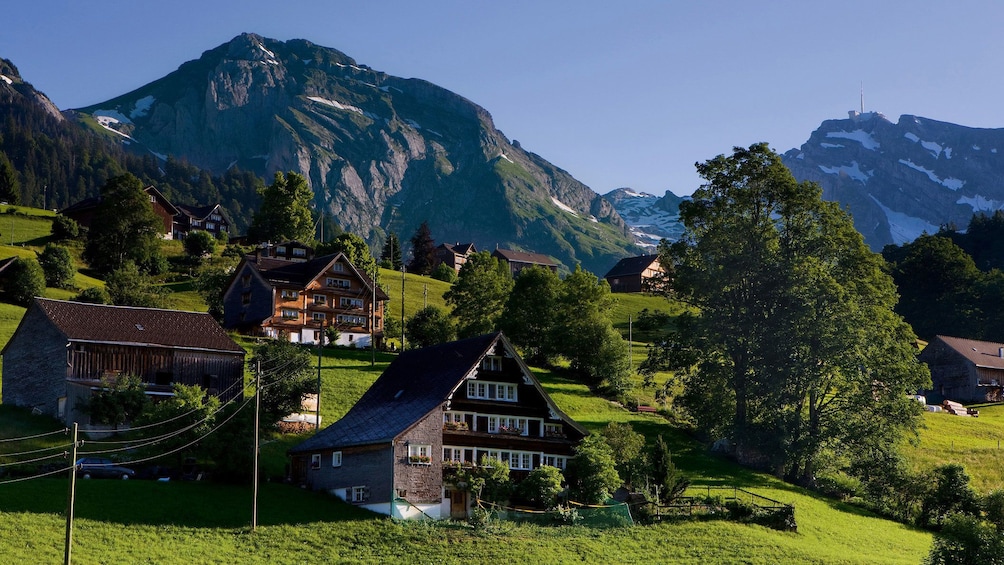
{"left": 901, "top": 403, "right": 1004, "bottom": 493}
{"left": 0, "top": 348, "right": 934, "bottom": 564}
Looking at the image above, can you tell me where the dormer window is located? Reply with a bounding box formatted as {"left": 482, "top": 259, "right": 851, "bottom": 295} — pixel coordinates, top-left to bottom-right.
{"left": 277, "top": 246, "right": 287, "bottom": 254}
{"left": 481, "top": 356, "right": 502, "bottom": 372}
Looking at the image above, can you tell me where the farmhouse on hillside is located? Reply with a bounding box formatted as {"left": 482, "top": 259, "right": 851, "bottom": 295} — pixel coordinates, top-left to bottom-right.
{"left": 59, "top": 185, "right": 231, "bottom": 242}
{"left": 287, "top": 332, "right": 587, "bottom": 519}
{"left": 222, "top": 242, "right": 388, "bottom": 348}
{"left": 1, "top": 298, "right": 245, "bottom": 426}
{"left": 919, "top": 335, "right": 1004, "bottom": 403}
{"left": 433, "top": 242, "right": 477, "bottom": 273}
{"left": 603, "top": 254, "right": 666, "bottom": 293}
{"left": 491, "top": 248, "right": 558, "bottom": 276}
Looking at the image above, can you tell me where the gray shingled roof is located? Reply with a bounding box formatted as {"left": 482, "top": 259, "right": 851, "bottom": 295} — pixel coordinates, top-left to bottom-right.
{"left": 290, "top": 333, "right": 502, "bottom": 453}
{"left": 935, "top": 335, "right": 1004, "bottom": 370}
{"left": 603, "top": 254, "right": 660, "bottom": 279}
{"left": 492, "top": 248, "right": 556, "bottom": 266}
{"left": 10, "top": 298, "right": 245, "bottom": 354}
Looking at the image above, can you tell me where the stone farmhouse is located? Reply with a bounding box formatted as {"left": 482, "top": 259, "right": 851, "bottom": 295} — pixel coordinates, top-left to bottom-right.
{"left": 287, "top": 332, "right": 587, "bottom": 520}
{"left": 1, "top": 298, "right": 245, "bottom": 426}
{"left": 222, "top": 242, "right": 388, "bottom": 348}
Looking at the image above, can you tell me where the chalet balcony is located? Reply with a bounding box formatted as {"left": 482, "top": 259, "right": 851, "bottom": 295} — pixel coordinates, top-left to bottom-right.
{"left": 443, "top": 421, "right": 469, "bottom": 432}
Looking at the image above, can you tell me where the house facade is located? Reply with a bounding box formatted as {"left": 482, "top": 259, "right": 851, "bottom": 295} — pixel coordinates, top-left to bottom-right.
{"left": 434, "top": 242, "right": 477, "bottom": 273}
{"left": 288, "top": 332, "right": 587, "bottom": 519}
{"left": 603, "top": 254, "right": 665, "bottom": 293}
{"left": 174, "top": 203, "right": 231, "bottom": 240}
{"left": 1, "top": 299, "right": 245, "bottom": 426}
{"left": 919, "top": 335, "right": 1004, "bottom": 403}
{"left": 491, "top": 248, "right": 558, "bottom": 277}
{"left": 222, "top": 243, "right": 388, "bottom": 348}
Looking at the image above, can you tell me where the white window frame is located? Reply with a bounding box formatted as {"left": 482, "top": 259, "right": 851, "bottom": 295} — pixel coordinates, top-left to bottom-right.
{"left": 481, "top": 356, "right": 502, "bottom": 371}
{"left": 408, "top": 443, "right": 432, "bottom": 465}
{"left": 293, "top": 247, "right": 307, "bottom": 257}
{"left": 312, "top": 312, "right": 326, "bottom": 322}
{"left": 313, "top": 294, "right": 327, "bottom": 305}
{"left": 466, "top": 380, "right": 517, "bottom": 402}
{"left": 281, "top": 309, "right": 298, "bottom": 320}
{"left": 333, "top": 263, "right": 345, "bottom": 272}
{"left": 281, "top": 289, "right": 299, "bottom": 300}
{"left": 326, "top": 277, "right": 351, "bottom": 289}
{"left": 351, "top": 486, "right": 368, "bottom": 503}
{"left": 332, "top": 451, "right": 342, "bottom": 467}
{"left": 340, "top": 297, "right": 364, "bottom": 309}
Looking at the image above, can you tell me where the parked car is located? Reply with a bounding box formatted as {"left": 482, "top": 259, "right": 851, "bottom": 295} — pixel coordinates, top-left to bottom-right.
{"left": 75, "top": 457, "right": 136, "bottom": 480}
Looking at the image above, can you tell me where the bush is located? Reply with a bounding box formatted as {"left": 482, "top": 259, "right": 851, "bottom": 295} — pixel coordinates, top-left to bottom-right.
{"left": 37, "top": 244, "right": 75, "bottom": 289}
{"left": 51, "top": 215, "right": 79, "bottom": 240}
{"left": 518, "top": 465, "right": 564, "bottom": 509}
{"left": 184, "top": 230, "right": 217, "bottom": 260}
{"left": 4, "top": 258, "right": 45, "bottom": 306}
{"left": 431, "top": 263, "right": 458, "bottom": 283}
{"left": 634, "top": 308, "right": 671, "bottom": 331}
{"left": 72, "top": 286, "right": 110, "bottom": 304}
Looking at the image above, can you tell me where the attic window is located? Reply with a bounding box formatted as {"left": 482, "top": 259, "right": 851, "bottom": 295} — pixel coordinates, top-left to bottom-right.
{"left": 135, "top": 324, "right": 145, "bottom": 331}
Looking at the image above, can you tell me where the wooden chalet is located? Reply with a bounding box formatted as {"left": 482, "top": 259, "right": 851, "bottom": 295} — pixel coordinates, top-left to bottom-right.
{"left": 174, "top": 203, "right": 231, "bottom": 240}
{"left": 60, "top": 185, "right": 179, "bottom": 239}
{"left": 603, "top": 254, "right": 665, "bottom": 293}
{"left": 288, "top": 332, "right": 587, "bottom": 519}
{"left": 222, "top": 242, "right": 388, "bottom": 348}
{"left": 491, "top": 248, "right": 558, "bottom": 277}
{"left": 434, "top": 242, "right": 477, "bottom": 273}
{"left": 1, "top": 299, "right": 245, "bottom": 426}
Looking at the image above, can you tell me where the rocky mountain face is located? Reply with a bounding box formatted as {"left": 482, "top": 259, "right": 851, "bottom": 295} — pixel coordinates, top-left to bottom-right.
{"left": 603, "top": 188, "right": 685, "bottom": 248}
{"left": 0, "top": 59, "right": 63, "bottom": 122}
{"left": 75, "top": 33, "right": 640, "bottom": 274}
{"left": 782, "top": 111, "right": 1004, "bottom": 250}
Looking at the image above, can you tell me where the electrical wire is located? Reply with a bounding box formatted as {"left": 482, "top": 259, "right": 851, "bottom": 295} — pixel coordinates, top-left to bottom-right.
{"left": 0, "top": 442, "right": 75, "bottom": 460}
{"left": 0, "top": 427, "right": 70, "bottom": 444}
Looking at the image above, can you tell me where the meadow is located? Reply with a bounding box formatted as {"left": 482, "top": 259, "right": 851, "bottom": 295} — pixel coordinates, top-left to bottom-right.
{"left": 0, "top": 206, "right": 944, "bottom": 563}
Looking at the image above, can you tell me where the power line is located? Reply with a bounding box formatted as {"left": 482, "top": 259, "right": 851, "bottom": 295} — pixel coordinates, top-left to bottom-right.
{"left": 0, "top": 427, "right": 70, "bottom": 444}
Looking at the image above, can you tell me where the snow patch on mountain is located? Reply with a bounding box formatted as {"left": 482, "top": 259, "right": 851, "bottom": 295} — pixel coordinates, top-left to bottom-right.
{"left": 94, "top": 109, "right": 132, "bottom": 125}
{"left": 0, "top": 75, "right": 12, "bottom": 85}
{"left": 306, "top": 96, "right": 377, "bottom": 119}
{"left": 869, "top": 195, "right": 939, "bottom": 245}
{"left": 819, "top": 161, "right": 870, "bottom": 184}
{"left": 826, "top": 129, "right": 880, "bottom": 150}
{"left": 550, "top": 196, "right": 578, "bottom": 216}
{"left": 130, "top": 95, "right": 155, "bottom": 119}
{"left": 898, "top": 159, "right": 965, "bottom": 190}
{"left": 957, "top": 194, "right": 1004, "bottom": 213}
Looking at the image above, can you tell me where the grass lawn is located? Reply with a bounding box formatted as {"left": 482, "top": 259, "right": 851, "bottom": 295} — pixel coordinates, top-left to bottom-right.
{"left": 901, "top": 403, "right": 1004, "bottom": 493}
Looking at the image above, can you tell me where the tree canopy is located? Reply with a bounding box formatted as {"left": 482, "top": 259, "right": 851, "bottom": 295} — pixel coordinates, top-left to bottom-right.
{"left": 83, "top": 173, "right": 165, "bottom": 275}
{"left": 645, "top": 143, "right": 930, "bottom": 483}
{"left": 248, "top": 171, "right": 314, "bottom": 244}
{"left": 445, "top": 251, "right": 513, "bottom": 338}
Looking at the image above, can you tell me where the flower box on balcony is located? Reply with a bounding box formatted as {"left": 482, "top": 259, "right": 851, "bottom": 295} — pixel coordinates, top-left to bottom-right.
{"left": 443, "top": 421, "right": 469, "bottom": 432}
{"left": 498, "top": 426, "right": 524, "bottom": 436}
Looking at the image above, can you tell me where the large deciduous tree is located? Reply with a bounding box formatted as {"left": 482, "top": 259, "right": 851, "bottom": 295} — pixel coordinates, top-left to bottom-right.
{"left": 499, "top": 265, "right": 561, "bottom": 365}
{"left": 248, "top": 171, "right": 314, "bottom": 244}
{"left": 444, "top": 251, "right": 513, "bottom": 338}
{"left": 405, "top": 305, "right": 455, "bottom": 349}
{"left": 317, "top": 232, "right": 376, "bottom": 274}
{"left": 646, "top": 143, "right": 929, "bottom": 483}
{"left": 83, "top": 174, "right": 165, "bottom": 275}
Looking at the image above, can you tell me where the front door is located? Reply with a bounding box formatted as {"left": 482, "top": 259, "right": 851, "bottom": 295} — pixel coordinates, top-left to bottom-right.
{"left": 450, "top": 489, "right": 468, "bottom": 519}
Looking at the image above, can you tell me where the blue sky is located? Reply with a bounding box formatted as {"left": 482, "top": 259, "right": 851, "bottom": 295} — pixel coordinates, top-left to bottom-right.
{"left": 4, "top": 1, "right": 1004, "bottom": 196}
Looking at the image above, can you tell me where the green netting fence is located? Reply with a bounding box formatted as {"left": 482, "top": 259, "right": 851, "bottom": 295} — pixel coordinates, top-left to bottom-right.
{"left": 475, "top": 498, "right": 633, "bottom": 528}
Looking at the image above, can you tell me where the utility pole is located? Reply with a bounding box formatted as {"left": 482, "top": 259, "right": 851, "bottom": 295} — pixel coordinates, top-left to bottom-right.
{"left": 371, "top": 263, "right": 376, "bottom": 367}
{"left": 400, "top": 265, "right": 406, "bottom": 350}
{"left": 316, "top": 319, "right": 323, "bottom": 431}
{"left": 628, "top": 315, "right": 633, "bottom": 371}
{"left": 252, "top": 361, "right": 261, "bottom": 531}
{"left": 64, "top": 423, "right": 78, "bottom": 565}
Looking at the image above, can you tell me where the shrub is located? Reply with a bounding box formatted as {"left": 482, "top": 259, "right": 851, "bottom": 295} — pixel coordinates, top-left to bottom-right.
{"left": 183, "top": 230, "right": 217, "bottom": 260}
{"left": 37, "top": 243, "right": 75, "bottom": 289}
{"left": 518, "top": 465, "right": 564, "bottom": 509}
{"left": 72, "top": 286, "right": 110, "bottom": 304}
{"left": 51, "top": 215, "right": 80, "bottom": 240}
{"left": 431, "top": 263, "right": 458, "bottom": 283}
{"left": 4, "top": 258, "right": 45, "bottom": 306}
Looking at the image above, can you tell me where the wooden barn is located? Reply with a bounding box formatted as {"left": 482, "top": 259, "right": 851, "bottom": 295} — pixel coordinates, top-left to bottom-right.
{"left": 1, "top": 298, "right": 246, "bottom": 426}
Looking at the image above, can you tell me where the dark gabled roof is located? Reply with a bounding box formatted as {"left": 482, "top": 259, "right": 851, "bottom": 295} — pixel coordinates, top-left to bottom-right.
{"left": 492, "top": 248, "right": 556, "bottom": 267}
{"left": 438, "top": 242, "right": 477, "bottom": 255}
{"left": 604, "top": 254, "right": 661, "bottom": 279}
{"left": 59, "top": 197, "right": 101, "bottom": 216}
{"left": 290, "top": 333, "right": 501, "bottom": 453}
{"left": 289, "top": 332, "right": 585, "bottom": 453}
{"left": 2, "top": 298, "right": 245, "bottom": 355}
{"left": 176, "top": 203, "right": 226, "bottom": 222}
{"left": 932, "top": 335, "right": 1004, "bottom": 370}
{"left": 251, "top": 252, "right": 390, "bottom": 301}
